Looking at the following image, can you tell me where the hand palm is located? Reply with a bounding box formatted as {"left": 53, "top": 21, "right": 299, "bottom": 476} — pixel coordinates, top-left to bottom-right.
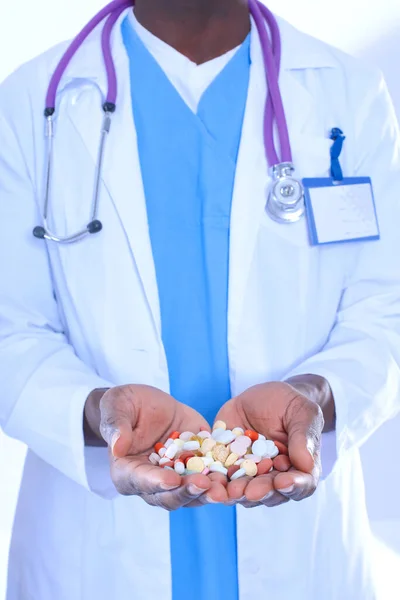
{"left": 113, "top": 386, "right": 210, "bottom": 457}
{"left": 215, "top": 383, "right": 322, "bottom": 504}
{"left": 100, "top": 385, "right": 213, "bottom": 503}
{"left": 216, "top": 392, "right": 287, "bottom": 444}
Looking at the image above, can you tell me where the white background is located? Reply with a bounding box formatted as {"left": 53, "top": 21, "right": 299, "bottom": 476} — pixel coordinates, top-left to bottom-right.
{"left": 1, "top": 0, "right": 400, "bottom": 597}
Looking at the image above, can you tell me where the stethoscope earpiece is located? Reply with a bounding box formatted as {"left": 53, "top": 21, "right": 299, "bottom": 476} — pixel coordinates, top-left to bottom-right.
{"left": 87, "top": 220, "right": 103, "bottom": 234}
{"left": 33, "top": 226, "right": 46, "bottom": 239}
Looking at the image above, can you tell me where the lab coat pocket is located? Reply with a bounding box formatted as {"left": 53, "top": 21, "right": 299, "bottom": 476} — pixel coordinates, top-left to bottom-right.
{"left": 261, "top": 136, "right": 333, "bottom": 248}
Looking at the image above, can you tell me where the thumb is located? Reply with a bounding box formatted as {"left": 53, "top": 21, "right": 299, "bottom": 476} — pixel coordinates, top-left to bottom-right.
{"left": 287, "top": 428, "right": 317, "bottom": 474}
{"left": 99, "top": 390, "right": 137, "bottom": 458}
{"left": 286, "top": 403, "right": 323, "bottom": 474}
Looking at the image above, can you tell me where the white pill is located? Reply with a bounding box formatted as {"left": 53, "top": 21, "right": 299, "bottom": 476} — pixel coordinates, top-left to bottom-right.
{"left": 263, "top": 440, "right": 279, "bottom": 459}
{"left": 159, "top": 457, "right": 171, "bottom": 465}
{"left": 258, "top": 434, "right": 266, "bottom": 441}
{"left": 209, "top": 463, "right": 228, "bottom": 476}
{"left": 234, "top": 458, "right": 244, "bottom": 465}
{"left": 174, "top": 439, "right": 184, "bottom": 449}
{"left": 165, "top": 438, "right": 174, "bottom": 448}
{"left": 230, "top": 439, "right": 250, "bottom": 457}
{"left": 197, "top": 431, "right": 211, "bottom": 439}
{"left": 268, "top": 445, "right": 279, "bottom": 459}
{"left": 244, "top": 454, "right": 261, "bottom": 463}
{"left": 216, "top": 430, "right": 236, "bottom": 445}
{"left": 165, "top": 444, "right": 179, "bottom": 459}
{"left": 202, "top": 457, "right": 213, "bottom": 467}
{"left": 158, "top": 447, "right": 167, "bottom": 457}
{"left": 211, "top": 428, "right": 226, "bottom": 440}
{"left": 236, "top": 435, "right": 252, "bottom": 448}
{"left": 174, "top": 461, "right": 185, "bottom": 475}
{"left": 252, "top": 439, "right": 269, "bottom": 457}
{"left": 149, "top": 452, "right": 160, "bottom": 465}
{"left": 180, "top": 431, "right": 195, "bottom": 441}
{"left": 183, "top": 441, "right": 200, "bottom": 451}
{"left": 230, "top": 468, "right": 246, "bottom": 480}
{"left": 164, "top": 466, "right": 174, "bottom": 471}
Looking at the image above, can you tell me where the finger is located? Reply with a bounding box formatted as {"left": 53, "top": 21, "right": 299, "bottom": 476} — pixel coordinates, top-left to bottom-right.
{"left": 274, "top": 468, "right": 317, "bottom": 501}
{"left": 238, "top": 472, "right": 290, "bottom": 508}
{"left": 241, "top": 473, "right": 276, "bottom": 502}
{"left": 226, "top": 476, "right": 252, "bottom": 500}
{"left": 234, "top": 492, "right": 289, "bottom": 509}
{"left": 259, "top": 492, "right": 290, "bottom": 508}
{"left": 185, "top": 473, "right": 228, "bottom": 506}
{"left": 100, "top": 390, "right": 137, "bottom": 458}
{"left": 273, "top": 455, "right": 291, "bottom": 472}
{"left": 146, "top": 479, "right": 211, "bottom": 511}
{"left": 286, "top": 402, "right": 323, "bottom": 474}
{"left": 196, "top": 481, "right": 229, "bottom": 505}
{"left": 208, "top": 472, "right": 228, "bottom": 488}
{"left": 237, "top": 499, "right": 263, "bottom": 508}
{"left": 244, "top": 484, "right": 290, "bottom": 508}
{"left": 111, "top": 456, "right": 182, "bottom": 495}
{"left": 202, "top": 473, "right": 229, "bottom": 503}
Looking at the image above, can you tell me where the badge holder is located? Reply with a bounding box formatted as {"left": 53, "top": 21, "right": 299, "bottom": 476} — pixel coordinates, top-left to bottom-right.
{"left": 303, "top": 128, "right": 380, "bottom": 246}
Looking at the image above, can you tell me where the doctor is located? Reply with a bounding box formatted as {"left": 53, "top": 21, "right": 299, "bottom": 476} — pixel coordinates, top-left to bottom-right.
{"left": 0, "top": 0, "right": 400, "bottom": 598}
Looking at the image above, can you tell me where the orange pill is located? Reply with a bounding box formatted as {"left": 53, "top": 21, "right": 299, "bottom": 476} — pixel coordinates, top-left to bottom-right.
{"left": 179, "top": 452, "right": 195, "bottom": 465}
{"left": 169, "top": 431, "right": 180, "bottom": 440}
{"left": 257, "top": 458, "right": 273, "bottom": 476}
{"left": 273, "top": 440, "right": 289, "bottom": 455}
{"left": 244, "top": 430, "right": 259, "bottom": 442}
{"left": 273, "top": 455, "right": 291, "bottom": 472}
{"left": 227, "top": 465, "right": 241, "bottom": 479}
{"left": 154, "top": 442, "right": 164, "bottom": 453}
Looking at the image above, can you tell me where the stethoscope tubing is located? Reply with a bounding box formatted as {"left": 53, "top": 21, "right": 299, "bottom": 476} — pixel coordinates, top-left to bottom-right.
{"left": 35, "top": 0, "right": 300, "bottom": 243}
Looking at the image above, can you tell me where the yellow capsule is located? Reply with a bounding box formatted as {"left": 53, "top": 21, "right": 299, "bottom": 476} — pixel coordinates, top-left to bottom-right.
{"left": 190, "top": 435, "right": 203, "bottom": 444}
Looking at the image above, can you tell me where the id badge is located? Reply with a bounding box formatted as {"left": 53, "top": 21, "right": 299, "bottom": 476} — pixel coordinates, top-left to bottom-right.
{"left": 302, "top": 177, "right": 380, "bottom": 246}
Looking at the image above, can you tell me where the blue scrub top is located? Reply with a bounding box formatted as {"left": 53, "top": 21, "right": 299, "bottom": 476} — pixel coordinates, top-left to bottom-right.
{"left": 122, "top": 18, "right": 250, "bottom": 600}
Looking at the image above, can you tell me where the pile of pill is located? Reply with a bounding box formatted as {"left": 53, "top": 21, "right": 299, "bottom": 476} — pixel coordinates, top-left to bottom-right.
{"left": 149, "top": 420, "right": 291, "bottom": 480}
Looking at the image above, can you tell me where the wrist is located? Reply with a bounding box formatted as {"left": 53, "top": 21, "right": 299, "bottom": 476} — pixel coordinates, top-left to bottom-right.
{"left": 284, "top": 374, "right": 336, "bottom": 433}
{"left": 84, "top": 387, "right": 110, "bottom": 446}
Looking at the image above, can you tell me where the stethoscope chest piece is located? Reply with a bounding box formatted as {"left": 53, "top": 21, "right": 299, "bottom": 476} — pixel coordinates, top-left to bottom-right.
{"left": 266, "top": 162, "right": 305, "bottom": 224}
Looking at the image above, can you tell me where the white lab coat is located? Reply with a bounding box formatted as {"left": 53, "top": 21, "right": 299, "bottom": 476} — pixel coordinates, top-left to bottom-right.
{"left": 0, "top": 9, "right": 400, "bottom": 600}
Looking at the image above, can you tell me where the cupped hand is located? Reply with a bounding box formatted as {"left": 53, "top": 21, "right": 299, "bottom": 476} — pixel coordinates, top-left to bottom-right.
{"left": 215, "top": 382, "right": 324, "bottom": 508}
{"left": 99, "top": 384, "right": 227, "bottom": 509}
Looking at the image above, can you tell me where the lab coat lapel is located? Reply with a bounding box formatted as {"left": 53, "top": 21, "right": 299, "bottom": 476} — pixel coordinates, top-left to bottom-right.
{"left": 228, "top": 22, "right": 316, "bottom": 373}
{"left": 63, "top": 11, "right": 161, "bottom": 336}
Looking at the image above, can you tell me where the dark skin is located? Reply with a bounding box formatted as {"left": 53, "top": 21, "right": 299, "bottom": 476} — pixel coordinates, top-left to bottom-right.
{"left": 134, "top": 0, "right": 250, "bottom": 64}
{"left": 85, "top": 377, "right": 334, "bottom": 509}
{"left": 84, "top": 0, "right": 336, "bottom": 508}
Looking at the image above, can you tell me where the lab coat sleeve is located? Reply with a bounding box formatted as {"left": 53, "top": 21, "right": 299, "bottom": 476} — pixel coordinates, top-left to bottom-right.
{"left": 0, "top": 108, "right": 116, "bottom": 497}
{"left": 285, "top": 71, "right": 400, "bottom": 474}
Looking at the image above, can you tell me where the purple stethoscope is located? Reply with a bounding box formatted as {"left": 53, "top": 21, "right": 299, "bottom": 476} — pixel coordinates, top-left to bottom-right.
{"left": 33, "top": 0, "right": 304, "bottom": 243}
